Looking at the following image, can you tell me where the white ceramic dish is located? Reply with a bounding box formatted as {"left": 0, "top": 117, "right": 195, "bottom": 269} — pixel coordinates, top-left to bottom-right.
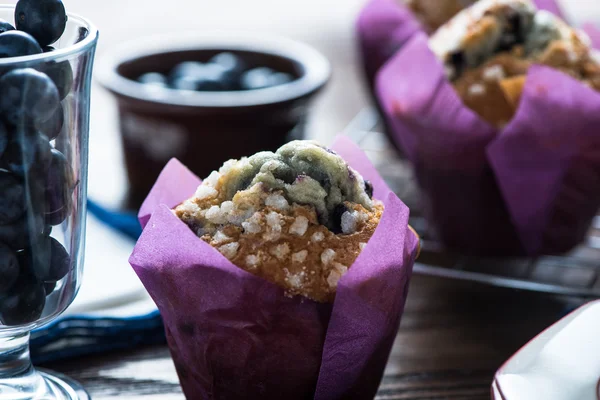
{"left": 492, "top": 300, "right": 600, "bottom": 400}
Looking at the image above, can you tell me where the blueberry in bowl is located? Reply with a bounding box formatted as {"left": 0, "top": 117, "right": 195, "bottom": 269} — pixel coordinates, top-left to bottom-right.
{"left": 97, "top": 32, "right": 331, "bottom": 209}
{"left": 140, "top": 52, "right": 296, "bottom": 93}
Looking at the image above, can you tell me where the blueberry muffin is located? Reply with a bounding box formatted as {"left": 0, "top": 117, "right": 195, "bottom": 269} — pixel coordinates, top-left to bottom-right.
{"left": 430, "top": 0, "right": 600, "bottom": 127}
{"left": 175, "top": 141, "right": 384, "bottom": 303}
{"left": 404, "top": 0, "right": 479, "bottom": 33}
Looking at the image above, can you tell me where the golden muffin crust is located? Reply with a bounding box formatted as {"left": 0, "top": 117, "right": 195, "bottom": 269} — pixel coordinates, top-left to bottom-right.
{"left": 454, "top": 39, "right": 600, "bottom": 127}
{"left": 174, "top": 141, "right": 384, "bottom": 303}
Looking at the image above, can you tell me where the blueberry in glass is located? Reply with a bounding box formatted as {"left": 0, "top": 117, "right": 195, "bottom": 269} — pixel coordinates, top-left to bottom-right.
{"left": 0, "top": 2, "right": 97, "bottom": 398}
{"left": 36, "top": 103, "right": 64, "bottom": 141}
{"left": 15, "top": 0, "right": 67, "bottom": 47}
{"left": 0, "top": 119, "right": 8, "bottom": 157}
{"left": 43, "top": 281, "right": 56, "bottom": 295}
{"left": 0, "top": 242, "right": 19, "bottom": 294}
{"left": 38, "top": 60, "right": 73, "bottom": 100}
{"left": 0, "top": 30, "right": 41, "bottom": 58}
{"left": 0, "top": 270, "right": 46, "bottom": 326}
{"left": 23, "top": 235, "right": 69, "bottom": 282}
{"left": 2, "top": 130, "right": 52, "bottom": 176}
{"left": 46, "top": 237, "right": 70, "bottom": 281}
{"left": 22, "top": 235, "right": 51, "bottom": 282}
{"left": 42, "top": 224, "right": 52, "bottom": 236}
{"left": 0, "top": 18, "right": 14, "bottom": 34}
{"left": 0, "top": 170, "right": 25, "bottom": 225}
{"left": 44, "top": 149, "right": 73, "bottom": 226}
{"left": 0, "top": 210, "right": 43, "bottom": 251}
{"left": 0, "top": 68, "right": 60, "bottom": 126}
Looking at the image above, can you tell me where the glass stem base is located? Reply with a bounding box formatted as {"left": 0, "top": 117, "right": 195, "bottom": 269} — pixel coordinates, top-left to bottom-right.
{"left": 0, "top": 333, "right": 89, "bottom": 400}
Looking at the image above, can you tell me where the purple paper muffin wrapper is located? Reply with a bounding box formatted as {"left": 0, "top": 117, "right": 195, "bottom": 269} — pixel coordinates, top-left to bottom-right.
{"left": 375, "top": 33, "right": 600, "bottom": 256}
{"left": 356, "top": 0, "right": 422, "bottom": 87}
{"left": 130, "top": 137, "right": 420, "bottom": 399}
{"left": 356, "top": 0, "right": 564, "bottom": 87}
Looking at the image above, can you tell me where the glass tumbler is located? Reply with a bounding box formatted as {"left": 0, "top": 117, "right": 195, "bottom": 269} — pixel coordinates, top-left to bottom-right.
{"left": 0, "top": 5, "right": 98, "bottom": 400}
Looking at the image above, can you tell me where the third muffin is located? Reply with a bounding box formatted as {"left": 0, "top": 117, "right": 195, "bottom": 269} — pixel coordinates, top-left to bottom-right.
{"left": 404, "top": 0, "right": 479, "bottom": 33}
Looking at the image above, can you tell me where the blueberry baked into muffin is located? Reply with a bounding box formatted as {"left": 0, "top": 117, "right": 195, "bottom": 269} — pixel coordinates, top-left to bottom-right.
{"left": 175, "top": 141, "right": 383, "bottom": 303}
{"left": 404, "top": 0, "right": 479, "bottom": 33}
{"left": 430, "top": 0, "right": 600, "bottom": 127}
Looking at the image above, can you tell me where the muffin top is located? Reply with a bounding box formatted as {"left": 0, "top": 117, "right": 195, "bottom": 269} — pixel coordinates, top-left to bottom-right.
{"left": 175, "top": 140, "right": 384, "bottom": 302}
{"left": 178, "top": 140, "right": 374, "bottom": 234}
{"left": 429, "top": 0, "right": 588, "bottom": 80}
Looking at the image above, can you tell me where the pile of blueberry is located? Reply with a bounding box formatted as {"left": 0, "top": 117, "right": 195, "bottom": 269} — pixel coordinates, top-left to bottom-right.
{"left": 0, "top": 0, "right": 75, "bottom": 326}
{"left": 138, "top": 52, "right": 296, "bottom": 92}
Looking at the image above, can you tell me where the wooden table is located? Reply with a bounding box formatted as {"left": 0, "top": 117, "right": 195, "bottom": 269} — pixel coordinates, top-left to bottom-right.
{"left": 46, "top": 276, "right": 581, "bottom": 399}
{"left": 30, "top": 0, "right": 591, "bottom": 398}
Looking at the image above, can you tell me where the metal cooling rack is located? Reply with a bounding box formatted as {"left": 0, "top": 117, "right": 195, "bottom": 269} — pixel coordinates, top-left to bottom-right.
{"left": 344, "top": 108, "right": 600, "bottom": 298}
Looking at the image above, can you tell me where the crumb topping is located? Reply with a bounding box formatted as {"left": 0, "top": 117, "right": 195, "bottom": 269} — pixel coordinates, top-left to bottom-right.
{"left": 175, "top": 141, "right": 384, "bottom": 303}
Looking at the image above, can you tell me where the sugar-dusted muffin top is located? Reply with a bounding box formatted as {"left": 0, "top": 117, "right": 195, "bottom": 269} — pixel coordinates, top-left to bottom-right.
{"left": 404, "top": 0, "right": 478, "bottom": 33}
{"left": 429, "top": 0, "right": 600, "bottom": 126}
{"left": 175, "top": 140, "right": 383, "bottom": 302}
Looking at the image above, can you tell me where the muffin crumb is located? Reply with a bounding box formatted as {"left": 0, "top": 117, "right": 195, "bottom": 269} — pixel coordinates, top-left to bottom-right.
{"left": 311, "top": 232, "right": 325, "bottom": 243}
{"left": 265, "top": 193, "right": 289, "bottom": 211}
{"left": 213, "top": 230, "right": 231, "bottom": 244}
{"left": 270, "top": 243, "right": 290, "bottom": 260}
{"left": 196, "top": 185, "right": 218, "bottom": 200}
{"left": 292, "top": 250, "right": 308, "bottom": 264}
{"left": 246, "top": 254, "right": 260, "bottom": 267}
{"left": 219, "top": 242, "right": 239, "bottom": 259}
{"left": 286, "top": 270, "right": 305, "bottom": 289}
{"left": 242, "top": 212, "right": 263, "bottom": 234}
{"left": 289, "top": 216, "right": 309, "bottom": 236}
{"left": 327, "top": 263, "right": 348, "bottom": 289}
{"left": 321, "top": 249, "right": 336, "bottom": 266}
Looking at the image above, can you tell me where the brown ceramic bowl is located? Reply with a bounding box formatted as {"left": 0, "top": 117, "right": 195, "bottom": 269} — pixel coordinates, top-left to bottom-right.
{"left": 97, "top": 32, "right": 330, "bottom": 210}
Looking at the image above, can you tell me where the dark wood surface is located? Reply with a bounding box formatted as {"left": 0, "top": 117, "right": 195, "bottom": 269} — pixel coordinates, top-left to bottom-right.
{"left": 46, "top": 275, "right": 581, "bottom": 400}
{"left": 34, "top": 0, "right": 591, "bottom": 398}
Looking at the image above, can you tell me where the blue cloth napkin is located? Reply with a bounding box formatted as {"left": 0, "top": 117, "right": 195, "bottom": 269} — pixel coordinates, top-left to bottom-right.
{"left": 31, "top": 200, "right": 165, "bottom": 365}
{"left": 86, "top": 200, "right": 143, "bottom": 240}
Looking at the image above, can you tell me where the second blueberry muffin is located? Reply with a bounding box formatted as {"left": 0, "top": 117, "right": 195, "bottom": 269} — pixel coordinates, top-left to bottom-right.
{"left": 430, "top": 0, "right": 600, "bottom": 127}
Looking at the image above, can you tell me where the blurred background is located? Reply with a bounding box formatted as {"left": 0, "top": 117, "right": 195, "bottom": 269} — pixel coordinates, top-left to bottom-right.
{"left": 0, "top": 0, "right": 595, "bottom": 210}
{"left": 68, "top": 0, "right": 600, "bottom": 210}
{"left": 67, "top": 0, "right": 373, "bottom": 209}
